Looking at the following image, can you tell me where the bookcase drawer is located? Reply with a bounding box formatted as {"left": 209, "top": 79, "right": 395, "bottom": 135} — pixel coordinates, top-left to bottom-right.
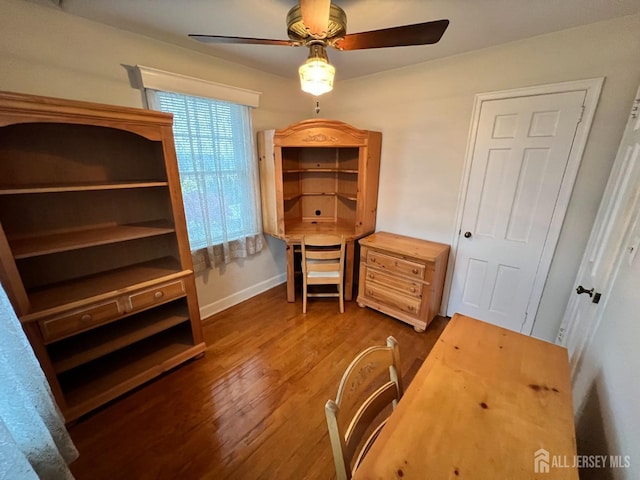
{"left": 39, "top": 300, "right": 123, "bottom": 343}
{"left": 126, "top": 279, "right": 186, "bottom": 312}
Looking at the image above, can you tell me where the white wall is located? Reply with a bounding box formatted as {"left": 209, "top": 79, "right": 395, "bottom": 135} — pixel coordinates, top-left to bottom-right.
{"left": 0, "top": 0, "right": 311, "bottom": 316}
{"left": 320, "top": 14, "right": 640, "bottom": 341}
{"left": 574, "top": 207, "right": 640, "bottom": 479}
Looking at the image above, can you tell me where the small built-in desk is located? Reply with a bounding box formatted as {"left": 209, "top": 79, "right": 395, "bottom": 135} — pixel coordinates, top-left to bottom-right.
{"left": 279, "top": 221, "right": 367, "bottom": 303}
{"left": 353, "top": 313, "right": 578, "bottom": 479}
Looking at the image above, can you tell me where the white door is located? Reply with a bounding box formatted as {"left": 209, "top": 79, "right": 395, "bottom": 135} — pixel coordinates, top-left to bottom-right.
{"left": 558, "top": 85, "right": 640, "bottom": 376}
{"left": 448, "top": 82, "right": 600, "bottom": 333}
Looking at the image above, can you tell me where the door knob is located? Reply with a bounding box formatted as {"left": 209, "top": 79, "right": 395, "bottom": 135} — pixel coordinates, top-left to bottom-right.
{"left": 576, "top": 285, "right": 594, "bottom": 297}
{"left": 464, "top": 231, "right": 472, "bottom": 238}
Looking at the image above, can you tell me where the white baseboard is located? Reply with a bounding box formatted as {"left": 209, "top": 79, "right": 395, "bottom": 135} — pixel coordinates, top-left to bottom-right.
{"left": 199, "top": 272, "right": 287, "bottom": 321}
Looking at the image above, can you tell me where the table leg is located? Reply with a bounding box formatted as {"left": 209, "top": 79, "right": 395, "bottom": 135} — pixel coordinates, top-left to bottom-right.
{"left": 344, "top": 241, "right": 355, "bottom": 301}
{"left": 286, "top": 243, "right": 295, "bottom": 302}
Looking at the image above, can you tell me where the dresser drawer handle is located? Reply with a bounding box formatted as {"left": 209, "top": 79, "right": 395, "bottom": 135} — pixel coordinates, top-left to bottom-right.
{"left": 411, "top": 287, "right": 417, "bottom": 293}
{"left": 412, "top": 268, "right": 419, "bottom": 274}
{"left": 407, "top": 306, "right": 415, "bottom": 311}
{"left": 80, "top": 314, "right": 92, "bottom": 322}
{"left": 370, "top": 256, "right": 376, "bottom": 263}
{"left": 368, "top": 273, "right": 374, "bottom": 279}
{"left": 154, "top": 291, "right": 164, "bottom": 300}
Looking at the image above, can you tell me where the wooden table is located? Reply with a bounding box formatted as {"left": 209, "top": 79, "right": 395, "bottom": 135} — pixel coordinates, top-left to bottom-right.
{"left": 353, "top": 314, "right": 578, "bottom": 479}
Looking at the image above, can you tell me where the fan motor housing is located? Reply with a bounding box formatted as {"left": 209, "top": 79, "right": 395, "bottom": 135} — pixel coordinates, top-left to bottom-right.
{"left": 286, "top": 4, "right": 347, "bottom": 42}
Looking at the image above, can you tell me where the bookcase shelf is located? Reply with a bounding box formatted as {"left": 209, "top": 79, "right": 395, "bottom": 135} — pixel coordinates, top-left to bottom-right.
{"left": 0, "top": 181, "right": 169, "bottom": 195}
{"left": 0, "top": 91, "right": 205, "bottom": 422}
{"left": 50, "top": 300, "right": 191, "bottom": 374}
{"left": 23, "top": 257, "right": 184, "bottom": 316}
{"left": 10, "top": 221, "right": 176, "bottom": 259}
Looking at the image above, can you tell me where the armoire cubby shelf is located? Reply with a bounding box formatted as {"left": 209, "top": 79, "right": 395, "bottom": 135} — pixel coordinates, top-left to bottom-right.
{"left": 0, "top": 91, "right": 205, "bottom": 422}
{"left": 258, "top": 119, "right": 382, "bottom": 302}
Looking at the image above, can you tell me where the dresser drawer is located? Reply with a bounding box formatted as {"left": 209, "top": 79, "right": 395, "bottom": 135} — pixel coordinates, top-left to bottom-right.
{"left": 364, "top": 267, "right": 423, "bottom": 297}
{"left": 126, "top": 279, "right": 186, "bottom": 312}
{"left": 364, "top": 282, "right": 421, "bottom": 316}
{"left": 39, "top": 300, "right": 123, "bottom": 343}
{"left": 366, "top": 250, "right": 427, "bottom": 280}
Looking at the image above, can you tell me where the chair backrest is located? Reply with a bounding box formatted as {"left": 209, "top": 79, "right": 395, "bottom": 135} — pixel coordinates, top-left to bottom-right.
{"left": 301, "top": 234, "right": 346, "bottom": 313}
{"left": 301, "top": 234, "right": 345, "bottom": 281}
{"left": 325, "top": 336, "right": 403, "bottom": 480}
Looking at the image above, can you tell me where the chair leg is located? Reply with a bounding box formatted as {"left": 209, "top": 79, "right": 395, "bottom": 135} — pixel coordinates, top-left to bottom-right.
{"left": 339, "top": 282, "right": 344, "bottom": 313}
{"left": 303, "top": 278, "right": 308, "bottom": 314}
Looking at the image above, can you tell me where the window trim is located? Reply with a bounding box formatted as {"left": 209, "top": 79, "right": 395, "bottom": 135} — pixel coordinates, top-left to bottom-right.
{"left": 136, "top": 65, "right": 261, "bottom": 107}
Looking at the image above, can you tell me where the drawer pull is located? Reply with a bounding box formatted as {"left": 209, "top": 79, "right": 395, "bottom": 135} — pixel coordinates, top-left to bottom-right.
{"left": 412, "top": 268, "right": 419, "bottom": 274}
{"left": 370, "top": 256, "right": 376, "bottom": 263}
{"left": 80, "top": 314, "right": 92, "bottom": 322}
{"left": 411, "top": 287, "right": 417, "bottom": 293}
{"left": 368, "top": 273, "right": 374, "bottom": 279}
{"left": 407, "top": 306, "right": 415, "bottom": 311}
{"left": 154, "top": 291, "right": 164, "bottom": 300}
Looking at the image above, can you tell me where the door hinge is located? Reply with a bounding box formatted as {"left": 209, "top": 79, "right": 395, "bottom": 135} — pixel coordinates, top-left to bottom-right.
{"left": 578, "top": 105, "right": 586, "bottom": 124}
{"left": 631, "top": 98, "right": 640, "bottom": 119}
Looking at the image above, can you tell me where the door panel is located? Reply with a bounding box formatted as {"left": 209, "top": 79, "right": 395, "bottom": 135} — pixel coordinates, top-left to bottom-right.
{"left": 449, "top": 90, "right": 585, "bottom": 332}
{"left": 558, "top": 86, "right": 640, "bottom": 376}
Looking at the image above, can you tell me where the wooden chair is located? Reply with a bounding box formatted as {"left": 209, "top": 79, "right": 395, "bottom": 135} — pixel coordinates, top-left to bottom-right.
{"left": 301, "top": 234, "right": 345, "bottom": 314}
{"left": 325, "top": 336, "right": 403, "bottom": 480}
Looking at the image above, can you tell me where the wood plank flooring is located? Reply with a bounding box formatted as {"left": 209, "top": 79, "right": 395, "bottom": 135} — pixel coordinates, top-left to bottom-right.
{"left": 68, "top": 284, "right": 448, "bottom": 479}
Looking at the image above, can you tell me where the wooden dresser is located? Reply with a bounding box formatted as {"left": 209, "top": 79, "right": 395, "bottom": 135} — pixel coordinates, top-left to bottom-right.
{"left": 0, "top": 91, "right": 205, "bottom": 421}
{"left": 357, "top": 232, "right": 449, "bottom": 332}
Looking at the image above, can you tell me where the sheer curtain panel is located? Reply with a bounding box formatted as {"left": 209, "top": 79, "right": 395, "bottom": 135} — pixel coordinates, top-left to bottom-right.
{"left": 146, "top": 90, "right": 264, "bottom": 272}
{"left": 0, "top": 283, "right": 78, "bottom": 480}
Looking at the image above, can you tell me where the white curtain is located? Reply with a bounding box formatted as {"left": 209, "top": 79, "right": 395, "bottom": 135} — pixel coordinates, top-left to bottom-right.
{"left": 0, "top": 283, "right": 78, "bottom": 480}
{"left": 146, "top": 89, "right": 264, "bottom": 272}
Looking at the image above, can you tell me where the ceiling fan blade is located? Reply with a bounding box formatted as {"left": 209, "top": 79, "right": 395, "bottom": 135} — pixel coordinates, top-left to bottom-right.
{"left": 189, "top": 34, "right": 296, "bottom": 47}
{"left": 300, "top": 0, "right": 331, "bottom": 37}
{"left": 334, "top": 19, "right": 450, "bottom": 50}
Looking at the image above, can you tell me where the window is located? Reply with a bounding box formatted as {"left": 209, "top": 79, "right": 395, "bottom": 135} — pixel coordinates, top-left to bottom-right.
{"left": 149, "top": 90, "right": 260, "bottom": 248}
{"left": 145, "top": 86, "right": 263, "bottom": 270}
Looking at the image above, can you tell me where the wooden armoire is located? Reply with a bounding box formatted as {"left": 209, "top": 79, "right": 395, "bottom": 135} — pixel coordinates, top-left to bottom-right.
{"left": 258, "top": 119, "right": 382, "bottom": 301}
{"left": 0, "top": 92, "right": 205, "bottom": 422}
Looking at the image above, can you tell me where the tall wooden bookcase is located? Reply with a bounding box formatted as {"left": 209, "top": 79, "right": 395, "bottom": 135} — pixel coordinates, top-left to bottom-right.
{"left": 0, "top": 92, "right": 205, "bottom": 422}
{"left": 258, "top": 119, "right": 382, "bottom": 301}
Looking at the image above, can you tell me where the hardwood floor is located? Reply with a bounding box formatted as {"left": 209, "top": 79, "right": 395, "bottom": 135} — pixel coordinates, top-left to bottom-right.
{"left": 68, "top": 284, "right": 448, "bottom": 479}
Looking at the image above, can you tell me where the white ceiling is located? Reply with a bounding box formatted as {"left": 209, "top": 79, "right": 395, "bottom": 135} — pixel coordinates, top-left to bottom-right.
{"left": 33, "top": 0, "right": 640, "bottom": 80}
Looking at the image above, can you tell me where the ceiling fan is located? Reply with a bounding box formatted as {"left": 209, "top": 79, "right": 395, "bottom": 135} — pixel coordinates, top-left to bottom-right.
{"left": 189, "top": 0, "right": 449, "bottom": 96}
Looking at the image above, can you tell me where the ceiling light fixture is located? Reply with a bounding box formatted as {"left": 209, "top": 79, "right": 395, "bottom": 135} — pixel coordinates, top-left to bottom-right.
{"left": 299, "top": 44, "right": 335, "bottom": 96}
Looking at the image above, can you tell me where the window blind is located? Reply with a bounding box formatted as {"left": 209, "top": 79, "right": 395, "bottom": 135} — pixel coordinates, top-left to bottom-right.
{"left": 148, "top": 90, "right": 261, "bottom": 255}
